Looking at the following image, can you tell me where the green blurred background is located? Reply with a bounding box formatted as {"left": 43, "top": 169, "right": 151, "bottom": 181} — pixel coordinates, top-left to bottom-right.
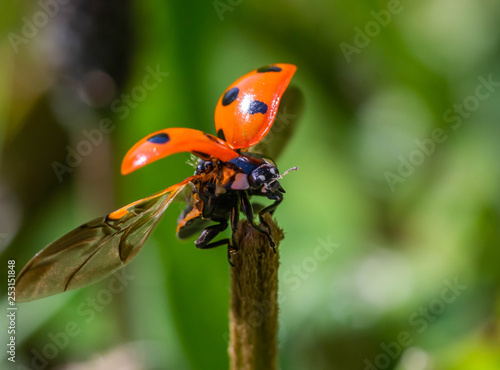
{"left": 1, "top": 0, "right": 500, "bottom": 369}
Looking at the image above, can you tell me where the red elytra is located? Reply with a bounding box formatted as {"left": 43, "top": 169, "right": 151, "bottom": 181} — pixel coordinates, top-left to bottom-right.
{"left": 121, "top": 63, "right": 296, "bottom": 175}
{"left": 215, "top": 63, "right": 296, "bottom": 149}
{"left": 121, "top": 128, "right": 238, "bottom": 175}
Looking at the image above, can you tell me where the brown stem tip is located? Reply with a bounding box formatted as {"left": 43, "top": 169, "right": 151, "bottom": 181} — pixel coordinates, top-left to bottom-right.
{"left": 229, "top": 214, "right": 284, "bottom": 370}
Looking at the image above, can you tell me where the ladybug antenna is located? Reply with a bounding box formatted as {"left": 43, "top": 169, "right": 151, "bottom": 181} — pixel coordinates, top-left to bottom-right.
{"left": 279, "top": 166, "right": 299, "bottom": 179}
{"left": 266, "top": 166, "right": 298, "bottom": 190}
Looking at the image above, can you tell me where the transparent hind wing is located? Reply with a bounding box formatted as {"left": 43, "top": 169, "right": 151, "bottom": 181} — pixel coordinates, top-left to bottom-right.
{"left": 16, "top": 176, "right": 198, "bottom": 302}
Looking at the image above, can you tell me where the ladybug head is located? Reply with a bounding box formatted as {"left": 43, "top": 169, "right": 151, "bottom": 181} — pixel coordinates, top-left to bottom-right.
{"left": 249, "top": 163, "right": 298, "bottom": 194}
{"left": 249, "top": 163, "right": 282, "bottom": 193}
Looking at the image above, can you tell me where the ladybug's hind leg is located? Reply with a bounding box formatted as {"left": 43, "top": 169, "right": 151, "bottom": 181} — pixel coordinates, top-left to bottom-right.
{"left": 194, "top": 205, "right": 240, "bottom": 265}
{"left": 226, "top": 204, "right": 240, "bottom": 265}
{"left": 194, "top": 219, "right": 230, "bottom": 250}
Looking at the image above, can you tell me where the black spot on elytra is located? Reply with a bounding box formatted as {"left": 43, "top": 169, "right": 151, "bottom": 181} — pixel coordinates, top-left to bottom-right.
{"left": 147, "top": 132, "right": 170, "bottom": 144}
{"left": 222, "top": 87, "right": 239, "bottom": 106}
{"left": 217, "top": 129, "right": 226, "bottom": 141}
{"left": 247, "top": 100, "right": 268, "bottom": 115}
{"left": 257, "top": 65, "right": 282, "bottom": 73}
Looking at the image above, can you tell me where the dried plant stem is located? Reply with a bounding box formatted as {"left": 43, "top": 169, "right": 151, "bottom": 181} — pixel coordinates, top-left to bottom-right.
{"left": 229, "top": 214, "right": 284, "bottom": 370}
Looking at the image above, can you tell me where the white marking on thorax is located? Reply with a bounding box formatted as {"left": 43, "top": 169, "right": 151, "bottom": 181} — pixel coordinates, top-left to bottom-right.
{"left": 230, "top": 173, "right": 250, "bottom": 190}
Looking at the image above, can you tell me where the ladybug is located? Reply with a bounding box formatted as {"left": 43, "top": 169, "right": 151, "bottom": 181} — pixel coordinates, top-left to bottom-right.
{"left": 16, "top": 63, "right": 298, "bottom": 302}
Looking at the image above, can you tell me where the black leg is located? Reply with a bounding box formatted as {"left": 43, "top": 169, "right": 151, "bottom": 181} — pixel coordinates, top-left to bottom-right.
{"left": 226, "top": 204, "right": 240, "bottom": 265}
{"left": 258, "top": 193, "right": 283, "bottom": 229}
{"left": 229, "top": 203, "right": 239, "bottom": 253}
{"left": 196, "top": 238, "right": 231, "bottom": 250}
{"left": 258, "top": 193, "right": 283, "bottom": 252}
{"left": 195, "top": 219, "right": 230, "bottom": 250}
{"left": 241, "top": 192, "right": 276, "bottom": 252}
{"left": 240, "top": 192, "right": 266, "bottom": 233}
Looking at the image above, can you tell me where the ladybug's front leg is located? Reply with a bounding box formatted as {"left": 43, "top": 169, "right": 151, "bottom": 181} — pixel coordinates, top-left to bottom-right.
{"left": 258, "top": 192, "right": 283, "bottom": 230}
{"left": 241, "top": 192, "right": 276, "bottom": 252}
